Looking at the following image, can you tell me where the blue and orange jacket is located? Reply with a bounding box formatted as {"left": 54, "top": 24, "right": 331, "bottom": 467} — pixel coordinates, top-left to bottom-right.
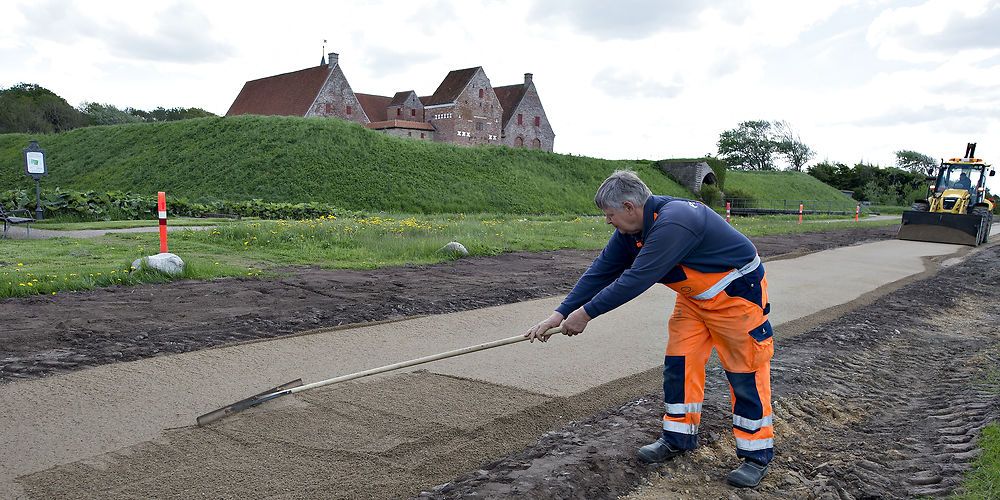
{"left": 556, "top": 195, "right": 759, "bottom": 318}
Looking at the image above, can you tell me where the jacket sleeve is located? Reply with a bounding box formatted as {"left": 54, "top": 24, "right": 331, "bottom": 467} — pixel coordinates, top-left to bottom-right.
{"left": 583, "top": 222, "right": 700, "bottom": 318}
{"left": 555, "top": 232, "right": 631, "bottom": 317}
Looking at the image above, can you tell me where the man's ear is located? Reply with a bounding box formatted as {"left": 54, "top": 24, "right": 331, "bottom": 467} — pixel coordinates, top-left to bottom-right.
{"left": 622, "top": 201, "right": 635, "bottom": 212}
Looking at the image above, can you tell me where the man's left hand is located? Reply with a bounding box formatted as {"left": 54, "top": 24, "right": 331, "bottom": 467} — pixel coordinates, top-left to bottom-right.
{"left": 563, "top": 307, "right": 592, "bottom": 336}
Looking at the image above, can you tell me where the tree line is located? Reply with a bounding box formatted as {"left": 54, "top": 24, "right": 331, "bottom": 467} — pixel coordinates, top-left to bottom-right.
{"left": 714, "top": 119, "right": 951, "bottom": 205}
{"left": 0, "top": 83, "right": 216, "bottom": 134}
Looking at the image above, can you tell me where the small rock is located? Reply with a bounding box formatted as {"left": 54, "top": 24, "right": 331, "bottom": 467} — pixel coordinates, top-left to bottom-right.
{"left": 439, "top": 241, "right": 469, "bottom": 257}
{"left": 131, "top": 253, "right": 185, "bottom": 276}
{"left": 587, "top": 446, "right": 598, "bottom": 454}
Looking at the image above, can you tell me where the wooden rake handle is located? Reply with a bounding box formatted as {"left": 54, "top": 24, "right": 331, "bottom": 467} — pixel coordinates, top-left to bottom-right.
{"left": 288, "top": 327, "right": 563, "bottom": 395}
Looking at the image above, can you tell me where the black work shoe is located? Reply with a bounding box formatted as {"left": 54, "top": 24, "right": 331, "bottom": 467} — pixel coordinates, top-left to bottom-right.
{"left": 727, "top": 459, "right": 769, "bottom": 488}
{"left": 636, "top": 438, "right": 684, "bottom": 463}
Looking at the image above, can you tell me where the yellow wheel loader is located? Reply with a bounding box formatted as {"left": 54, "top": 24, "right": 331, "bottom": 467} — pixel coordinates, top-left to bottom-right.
{"left": 898, "top": 143, "right": 995, "bottom": 246}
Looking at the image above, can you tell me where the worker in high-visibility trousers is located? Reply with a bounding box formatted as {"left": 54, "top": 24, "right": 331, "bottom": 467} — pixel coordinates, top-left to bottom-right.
{"left": 526, "top": 170, "right": 774, "bottom": 488}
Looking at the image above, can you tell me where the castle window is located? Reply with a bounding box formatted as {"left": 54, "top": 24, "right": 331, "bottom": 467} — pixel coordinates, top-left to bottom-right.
{"left": 517, "top": 114, "right": 523, "bottom": 125}
{"left": 408, "top": 131, "right": 412, "bottom": 136}
{"left": 476, "top": 122, "right": 483, "bottom": 131}
{"left": 515, "top": 136, "right": 524, "bottom": 147}
{"left": 532, "top": 138, "right": 541, "bottom": 149}
{"left": 346, "top": 106, "right": 352, "bottom": 115}
{"left": 479, "top": 88, "right": 484, "bottom": 98}
{"left": 420, "top": 133, "right": 425, "bottom": 139}
{"left": 411, "top": 109, "right": 416, "bottom": 117}
{"left": 324, "top": 103, "right": 333, "bottom": 114}
{"left": 397, "top": 108, "right": 401, "bottom": 116}
{"left": 534, "top": 116, "right": 540, "bottom": 127}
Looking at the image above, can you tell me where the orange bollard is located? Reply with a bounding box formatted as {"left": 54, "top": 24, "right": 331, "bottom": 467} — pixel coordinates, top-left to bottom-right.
{"left": 798, "top": 203, "right": 804, "bottom": 224}
{"left": 158, "top": 192, "right": 168, "bottom": 253}
{"left": 725, "top": 201, "right": 731, "bottom": 224}
{"left": 855, "top": 204, "right": 860, "bottom": 222}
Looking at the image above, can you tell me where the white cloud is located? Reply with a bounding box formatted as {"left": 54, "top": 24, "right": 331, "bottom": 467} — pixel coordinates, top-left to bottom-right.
{"left": 868, "top": 0, "right": 1000, "bottom": 63}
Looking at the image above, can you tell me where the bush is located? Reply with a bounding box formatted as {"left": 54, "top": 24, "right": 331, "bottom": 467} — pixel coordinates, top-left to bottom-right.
{"left": 0, "top": 188, "right": 365, "bottom": 221}
{"left": 699, "top": 184, "right": 723, "bottom": 207}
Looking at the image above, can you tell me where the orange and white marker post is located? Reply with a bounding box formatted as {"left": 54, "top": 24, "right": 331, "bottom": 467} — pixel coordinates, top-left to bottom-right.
{"left": 855, "top": 204, "right": 860, "bottom": 222}
{"left": 158, "top": 191, "right": 168, "bottom": 253}
{"left": 725, "top": 201, "right": 731, "bottom": 223}
{"left": 798, "top": 203, "right": 804, "bottom": 224}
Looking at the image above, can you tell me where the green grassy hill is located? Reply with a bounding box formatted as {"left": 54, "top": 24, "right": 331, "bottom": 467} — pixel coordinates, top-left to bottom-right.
{"left": 0, "top": 115, "right": 689, "bottom": 214}
{"left": 725, "top": 171, "right": 853, "bottom": 203}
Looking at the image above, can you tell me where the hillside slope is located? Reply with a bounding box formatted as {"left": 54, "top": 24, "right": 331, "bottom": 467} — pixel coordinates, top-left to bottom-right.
{"left": 725, "top": 170, "right": 854, "bottom": 204}
{"left": 0, "top": 116, "right": 688, "bottom": 214}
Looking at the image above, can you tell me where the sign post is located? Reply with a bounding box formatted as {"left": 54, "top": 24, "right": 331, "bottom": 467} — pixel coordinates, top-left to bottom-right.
{"left": 158, "top": 192, "right": 168, "bottom": 253}
{"left": 22, "top": 140, "right": 47, "bottom": 220}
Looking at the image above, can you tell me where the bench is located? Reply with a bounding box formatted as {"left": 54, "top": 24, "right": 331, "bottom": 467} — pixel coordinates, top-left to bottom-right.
{"left": 1, "top": 206, "right": 35, "bottom": 238}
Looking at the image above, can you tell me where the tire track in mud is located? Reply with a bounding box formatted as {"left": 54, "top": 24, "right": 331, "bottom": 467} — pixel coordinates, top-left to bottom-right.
{"left": 424, "top": 245, "right": 1000, "bottom": 499}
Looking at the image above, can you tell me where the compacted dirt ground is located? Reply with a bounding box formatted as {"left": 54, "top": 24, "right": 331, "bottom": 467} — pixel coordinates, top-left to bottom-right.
{"left": 421, "top": 244, "right": 1000, "bottom": 499}
{"left": 0, "top": 226, "right": 897, "bottom": 383}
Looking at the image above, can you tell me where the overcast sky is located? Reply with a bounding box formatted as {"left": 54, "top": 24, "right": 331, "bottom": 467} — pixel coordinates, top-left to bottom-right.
{"left": 2, "top": 0, "right": 999, "bottom": 190}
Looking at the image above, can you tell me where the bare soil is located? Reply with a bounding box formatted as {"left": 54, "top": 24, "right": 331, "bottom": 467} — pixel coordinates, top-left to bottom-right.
{"left": 420, "top": 244, "right": 1000, "bottom": 500}
{"left": 0, "top": 226, "right": 897, "bottom": 383}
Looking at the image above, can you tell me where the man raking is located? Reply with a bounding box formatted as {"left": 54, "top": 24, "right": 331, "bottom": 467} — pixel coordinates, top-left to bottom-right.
{"left": 526, "top": 170, "right": 774, "bottom": 488}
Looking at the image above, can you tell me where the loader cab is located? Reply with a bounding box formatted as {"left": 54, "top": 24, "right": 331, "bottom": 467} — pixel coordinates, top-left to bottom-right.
{"left": 934, "top": 159, "right": 992, "bottom": 205}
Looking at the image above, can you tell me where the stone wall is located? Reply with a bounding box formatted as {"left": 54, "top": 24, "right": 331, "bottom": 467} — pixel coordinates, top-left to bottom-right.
{"left": 501, "top": 80, "right": 555, "bottom": 152}
{"left": 656, "top": 161, "right": 717, "bottom": 194}
{"left": 306, "top": 63, "right": 368, "bottom": 125}
{"left": 380, "top": 128, "right": 433, "bottom": 141}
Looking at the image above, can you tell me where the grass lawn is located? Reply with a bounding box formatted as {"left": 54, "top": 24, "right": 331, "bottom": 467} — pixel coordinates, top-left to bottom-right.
{"left": 0, "top": 213, "right": 898, "bottom": 299}
{"left": 955, "top": 424, "right": 999, "bottom": 498}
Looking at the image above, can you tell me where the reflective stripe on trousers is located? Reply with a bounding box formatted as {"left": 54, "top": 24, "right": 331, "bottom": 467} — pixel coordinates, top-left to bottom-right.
{"left": 691, "top": 255, "right": 761, "bottom": 300}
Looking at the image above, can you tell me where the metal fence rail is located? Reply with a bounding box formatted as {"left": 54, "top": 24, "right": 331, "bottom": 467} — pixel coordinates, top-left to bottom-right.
{"left": 721, "top": 198, "right": 858, "bottom": 216}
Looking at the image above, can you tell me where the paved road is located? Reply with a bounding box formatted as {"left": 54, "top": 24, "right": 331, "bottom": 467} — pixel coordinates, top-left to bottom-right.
{"left": 1, "top": 224, "right": 215, "bottom": 239}
{"left": 1, "top": 231, "right": 995, "bottom": 497}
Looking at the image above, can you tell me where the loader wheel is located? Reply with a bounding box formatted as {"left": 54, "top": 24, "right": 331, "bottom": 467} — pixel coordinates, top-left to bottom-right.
{"left": 911, "top": 201, "right": 930, "bottom": 212}
{"left": 971, "top": 207, "right": 992, "bottom": 244}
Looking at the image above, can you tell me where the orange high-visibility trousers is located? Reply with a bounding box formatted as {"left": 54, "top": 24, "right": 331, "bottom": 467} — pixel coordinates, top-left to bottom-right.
{"left": 660, "top": 260, "right": 774, "bottom": 465}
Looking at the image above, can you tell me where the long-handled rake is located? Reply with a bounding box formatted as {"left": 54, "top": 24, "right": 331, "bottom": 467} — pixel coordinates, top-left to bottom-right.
{"left": 196, "top": 327, "right": 562, "bottom": 426}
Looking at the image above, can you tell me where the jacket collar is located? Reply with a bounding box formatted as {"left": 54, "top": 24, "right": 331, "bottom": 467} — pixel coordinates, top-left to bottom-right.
{"left": 639, "top": 195, "right": 671, "bottom": 242}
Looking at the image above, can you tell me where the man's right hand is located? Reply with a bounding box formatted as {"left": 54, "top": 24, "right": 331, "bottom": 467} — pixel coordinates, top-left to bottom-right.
{"left": 525, "top": 312, "right": 564, "bottom": 343}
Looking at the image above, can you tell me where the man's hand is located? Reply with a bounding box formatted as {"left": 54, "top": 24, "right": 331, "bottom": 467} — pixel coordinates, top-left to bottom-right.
{"left": 525, "top": 312, "right": 564, "bottom": 343}
{"left": 562, "top": 307, "right": 591, "bottom": 336}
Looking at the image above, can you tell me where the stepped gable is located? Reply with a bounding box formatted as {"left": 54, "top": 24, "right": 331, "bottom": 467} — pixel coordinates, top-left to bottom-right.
{"left": 355, "top": 93, "right": 392, "bottom": 122}
{"left": 493, "top": 83, "right": 528, "bottom": 128}
{"left": 423, "top": 67, "right": 480, "bottom": 106}
{"left": 227, "top": 65, "right": 331, "bottom": 116}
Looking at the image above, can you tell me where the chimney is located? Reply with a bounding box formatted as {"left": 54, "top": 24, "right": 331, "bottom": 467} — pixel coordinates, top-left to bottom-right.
{"left": 328, "top": 52, "right": 339, "bottom": 68}
{"left": 524, "top": 73, "right": 533, "bottom": 85}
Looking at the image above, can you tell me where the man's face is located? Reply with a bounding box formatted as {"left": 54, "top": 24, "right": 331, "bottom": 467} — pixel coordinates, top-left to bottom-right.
{"left": 602, "top": 201, "right": 644, "bottom": 235}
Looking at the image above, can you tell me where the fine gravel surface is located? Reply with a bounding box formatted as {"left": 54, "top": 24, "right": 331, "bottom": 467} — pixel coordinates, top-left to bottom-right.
{"left": 418, "top": 244, "right": 1000, "bottom": 500}
{"left": 0, "top": 225, "right": 897, "bottom": 383}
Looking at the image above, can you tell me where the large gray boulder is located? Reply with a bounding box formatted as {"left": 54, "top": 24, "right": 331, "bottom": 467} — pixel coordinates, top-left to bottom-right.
{"left": 131, "top": 252, "right": 185, "bottom": 276}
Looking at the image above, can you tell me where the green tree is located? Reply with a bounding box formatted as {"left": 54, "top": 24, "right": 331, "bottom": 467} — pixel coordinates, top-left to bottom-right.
{"left": 895, "top": 150, "right": 936, "bottom": 173}
{"left": 717, "top": 120, "right": 779, "bottom": 170}
{"left": 773, "top": 120, "right": 815, "bottom": 171}
{"left": 79, "top": 102, "right": 143, "bottom": 125}
{"left": 0, "top": 83, "right": 89, "bottom": 133}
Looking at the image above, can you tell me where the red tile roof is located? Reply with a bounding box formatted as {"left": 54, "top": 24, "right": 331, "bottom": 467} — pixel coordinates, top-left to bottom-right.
{"left": 226, "top": 65, "right": 331, "bottom": 117}
{"left": 355, "top": 93, "right": 392, "bottom": 122}
{"left": 365, "top": 120, "right": 435, "bottom": 131}
{"left": 493, "top": 83, "right": 528, "bottom": 128}
{"left": 423, "top": 67, "right": 480, "bottom": 106}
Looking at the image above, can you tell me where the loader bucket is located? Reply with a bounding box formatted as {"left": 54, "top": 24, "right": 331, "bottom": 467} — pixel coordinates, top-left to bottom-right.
{"left": 898, "top": 210, "right": 989, "bottom": 246}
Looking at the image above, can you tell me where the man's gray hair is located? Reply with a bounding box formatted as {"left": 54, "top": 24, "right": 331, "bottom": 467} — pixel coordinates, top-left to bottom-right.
{"left": 594, "top": 170, "right": 651, "bottom": 210}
